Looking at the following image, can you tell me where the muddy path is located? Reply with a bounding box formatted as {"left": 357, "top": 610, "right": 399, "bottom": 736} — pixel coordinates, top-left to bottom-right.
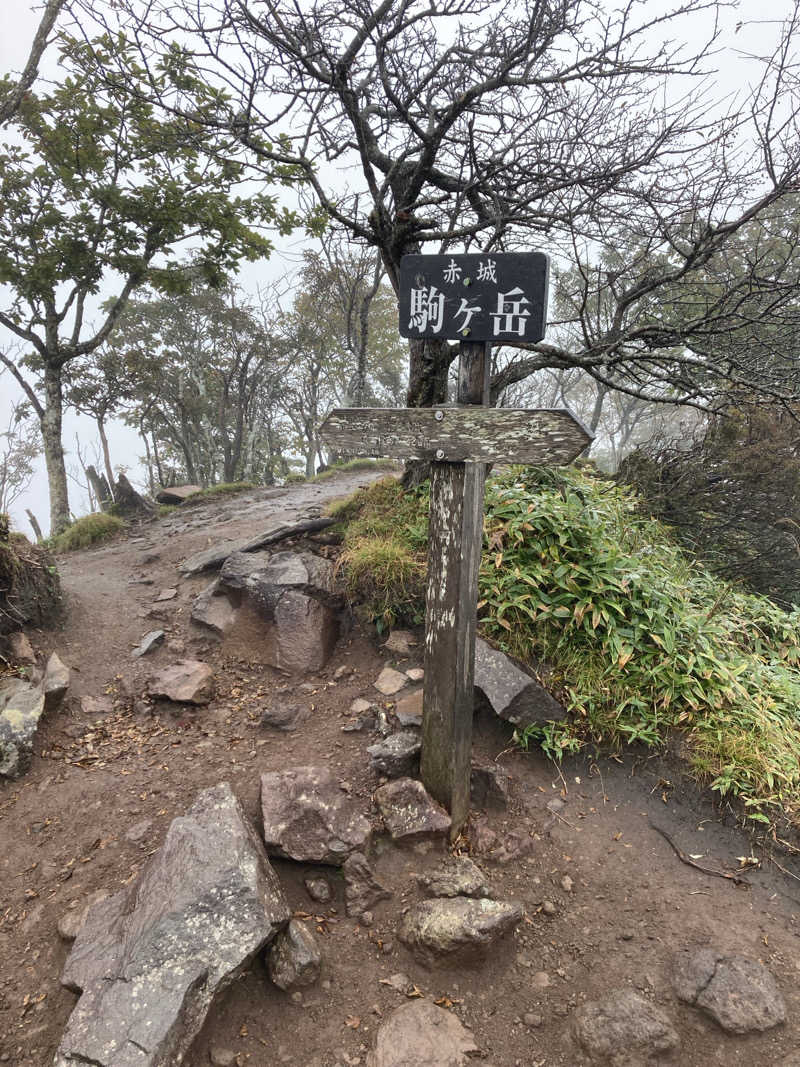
{"left": 2, "top": 470, "right": 800, "bottom": 1067}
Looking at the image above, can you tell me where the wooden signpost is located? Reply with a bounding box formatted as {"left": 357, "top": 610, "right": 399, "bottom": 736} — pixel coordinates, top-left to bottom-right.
{"left": 321, "top": 252, "right": 591, "bottom": 836}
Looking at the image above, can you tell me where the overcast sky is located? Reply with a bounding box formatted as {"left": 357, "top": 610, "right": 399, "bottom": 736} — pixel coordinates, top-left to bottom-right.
{"left": 1, "top": 1, "right": 795, "bottom": 535}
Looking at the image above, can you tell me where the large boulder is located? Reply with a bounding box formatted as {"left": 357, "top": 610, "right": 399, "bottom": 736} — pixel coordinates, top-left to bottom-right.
{"left": 260, "top": 765, "right": 371, "bottom": 864}
{"left": 155, "top": 484, "right": 203, "bottom": 504}
{"left": 673, "top": 947, "right": 786, "bottom": 1034}
{"left": 271, "top": 589, "right": 339, "bottom": 673}
{"left": 367, "top": 1000, "right": 478, "bottom": 1067}
{"left": 55, "top": 782, "right": 290, "bottom": 1067}
{"left": 398, "top": 897, "right": 522, "bottom": 966}
{"left": 474, "top": 636, "right": 566, "bottom": 727}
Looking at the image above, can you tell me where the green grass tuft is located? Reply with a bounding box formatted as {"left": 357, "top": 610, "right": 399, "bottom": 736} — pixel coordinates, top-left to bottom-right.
{"left": 334, "top": 465, "right": 800, "bottom": 828}
{"left": 51, "top": 513, "right": 126, "bottom": 552}
{"left": 312, "top": 458, "right": 399, "bottom": 481}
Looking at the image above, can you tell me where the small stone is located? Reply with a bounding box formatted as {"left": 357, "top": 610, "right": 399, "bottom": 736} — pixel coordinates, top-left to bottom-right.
{"left": 209, "top": 1047, "right": 237, "bottom": 1067}
{"left": 418, "top": 856, "right": 492, "bottom": 899}
{"left": 399, "top": 897, "right": 522, "bottom": 966}
{"left": 131, "top": 630, "right": 165, "bottom": 658}
{"left": 43, "top": 651, "right": 70, "bottom": 713}
{"left": 470, "top": 764, "right": 511, "bottom": 810}
{"left": 367, "top": 999, "right": 476, "bottom": 1067}
{"left": 155, "top": 588, "right": 178, "bottom": 602}
{"left": 344, "top": 852, "right": 391, "bottom": 917}
{"left": 334, "top": 665, "right": 353, "bottom": 680}
{"left": 393, "top": 689, "right": 423, "bottom": 728}
{"left": 351, "top": 698, "right": 373, "bottom": 714}
{"left": 360, "top": 911, "right": 374, "bottom": 927}
{"left": 532, "top": 972, "right": 550, "bottom": 989}
{"left": 147, "top": 660, "right": 215, "bottom": 704}
{"left": 305, "top": 877, "right": 333, "bottom": 904}
{"left": 374, "top": 778, "right": 451, "bottom": 841}
{"left": 268, "top": 919, "right": 322, "bottom": 991}
{"left": 383, "top": 630, "right": 417, "bottom": 656}
{"left": 260, "top": 701, "right": 307, "bottom": 732}
{"left": 572, "top": 990, "right": 680, "bottom": 1063}
{"left": 367, "top": 731, "right": 421, "bottom": 778}
{"left": 290, "top": 991, "right": 303, "bottom": 1004}
{"left": 124, "top": 818, "right": 153, "bottom": 844}
{"left": 560, "top": 875, "right": 574, "bottom": 893}
{"left": 523, "top": 1012, "right": 543, "bottom": 1028}
{"left": 381, "top": 941, "right": 394, "bottom": 955}
{"left": 405, "top": 668, "right": 424, "bottom": 682}
{"left": 542, "top": 900, "right": 556, "bottom": 916}
{"left": 374, "top": 667, "right": 407, "bottom": 696}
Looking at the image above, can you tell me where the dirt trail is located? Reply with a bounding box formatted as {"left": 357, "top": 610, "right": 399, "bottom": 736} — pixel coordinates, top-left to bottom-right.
{"left": 2, "top": 470, "right": 800, "bottom": 1067}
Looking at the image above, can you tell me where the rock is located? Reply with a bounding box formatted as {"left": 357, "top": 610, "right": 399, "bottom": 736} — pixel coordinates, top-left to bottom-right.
{"left": 375, "top": 778, "right": 451, "bottom": 841}
{"left": 351, "top": 698, "right": 374, "bottom": 715}
{"left": 524, "top": 1012, "right": 543, "bottom": 1028}
{"left": 470, "top": 817, "right": 497, "bottom": 855}
{"left": 383, "top": 630, "right": 417, "bottom": 656}
{"left": 542, "top": 900, "right": 557, "bottom": 916}
{"left": 561, "top": 874, "right": 574, "bottom": 893}
{"left": 247, "top": 550, "right": 338, "bottom": 610}
{"left": 474, "top": 636, "right": 566, "bottom": 727}
{"left": 398, "top": 897, "right": 522, "bottom": 966}
{"left": 55, "top": 782, "right": 289, "bottom": 1067}
{"left": 333, "top": 665, "right": 353, "bottom": 680}
{"left": 0, "top": 676, "right": 45, "bottom": 778}
{"left": 673, "top": 947, "right": 786, "bottom": 1034}
{"left": 267, "top": 919, "right": 321, "bottom": 990}
{"left": 131, "top": 630, "right": 165, "bottom": 658}
{"left": 179, "top": 518, "right": 336, "bottom": 576}
{"left": 405, "top": 667, "right": 424, "bottom": 682}
{"left": 470, "top": 763, "right": 510, "bottom": 810}
{"left": 418, "top": 856, "right": 492, "bottom": 899}
{"left": 260, "top": 766, "right": 371, "bottom": 864}
{"left": 180, "top": 538, "right": 254, "bottom": 577}
{"left": 124, "top": 818, "right": 152, "bottom": 844}
{"left": 218, "top": 549, "right": 272, "bottom": 590}
{"left": 260, "top": 700, "right": 307, "bottom": 732}
{"left": 191, "top": 580, "right": 238, "bottom": 636}
{"left": 367, "top": 999, "right": 477, "bottom": 1067}
{"left": 572, "top": 990, "right": 680, "bottom": 1064}
{"left": 374, "top": 667, "right": 407, "bottom": 696}
{"left": 147, "top": 660, "right": 215, "bottom": 704}
{"left": 154, "top": 588, "right": 178, "bottom": 602}
{"left": 57, "top": 891, "right": 109, "bottom": 942}
{"left": 209, "top": 1047, "right": 237, "bottom": 1067}
{"left": 394, "top": 689, "right": 423, "bottom": 727}
{"left": 271, "top": 590, "right": 339, "bottom": 673}
{"left": 80, "top": 695, "right": 113, "bottom": 717}
{"left": 367, "top": 731, "right": 421, "bottom": 777}
{"left": 343, "top": 852, "right": 392, "bottom": 917}
{"left": 304, "top": 877, "right": 333, "bottom": 904}
{"left": 155, "top": 484, "right": 203, "bottom": 504}
{"left": 8, "top": 631, "right": 36, "bottom": 665}
{"left": 43, "top": 651, "right": 70, "bottom": 713}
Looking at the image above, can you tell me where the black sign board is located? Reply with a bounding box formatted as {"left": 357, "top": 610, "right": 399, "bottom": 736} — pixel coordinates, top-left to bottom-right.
{"left": 399, "top": 252, "right": 549, "bottom": 342}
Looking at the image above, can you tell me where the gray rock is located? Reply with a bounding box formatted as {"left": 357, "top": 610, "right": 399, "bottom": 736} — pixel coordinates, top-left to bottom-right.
{"left": 470, "top": 763, "right": 511, "bottom": 810}
{"left": 398, "top": 897, "right": 522, "bottom": 966}
{"left": 343, "top": 852, "right": 392, "bottom": 917}
{"left": 405, "top": 667, "right": 424, "bottom": 682}
{"left": 572, "top": 990, "right": 680, "bottom": 1065}
{"left": 247, "top": 550, "right": 338, "bottom": 611}
{"left": 304, "top": 877, "right": 332, "bottom": 904}
{"left": 367, "top": 731, "right": 421, "bottom": 777}
{"left": 393, "top": 689, "right": 423, "bottom": 727}
{"left": 131, "top": 630, "right": 165, "bottom": 658}
{"left": 260, "top": 766, "right": 371, "bottom": 864}
{"left": 350, "top": 697, "right": 374, "bottom": 715}
{"left": 673, "top": 947, "right": 785, "bottom": 1034}
{"left": 374, "top": 778, "right": 451, "bottom": 841}
{"left": 366, "top": 999, "right": 477, "bottom": 1067}
{"left": 209, "top": 1047, "right": 237, "bottom": 1067}
{"left": 57, "top": 891, "right": 109, "bottom": 942}
{"left": 474, "top": 636, "right": 566, "bottom": 727}
{"left": 43, "top": 651, "right": 70, "bottom": 713}
{"left": 218, "top": 550, "right": 272, "bottom": 591}
{"left": 0, "top": 676, "right": 45, "bottom": 778}
{"left": 154, "top": 588, "right": 178, "bottom": 602}
{"left": 271, "top": 590, "right": 339, "bottom": 673}
{"left": 374, "top": 667, "right": 407, "bottom": 696}
{"left": 147, "top": 660, "right": 215, "bottom": 704}
{"left": 267, "top": 919, "right": 321, "bottom": 990}
{"left": 191, "top": 580, "right": 238, "bottom": 636}
{"left": 383, "top": 630, "right": 418, "bottom": 656}
{"left": 155, "top": 484, "right": 202, "bottom": 504}
{"left": 55, "top": 782, "right": 289, "bottom": 1067}
{"left": 260, "top": 700, "right": 307, "bottom": 732}
{"left": 418, "top": 856, "right": 492, "bottom": 899}
{"left": 8, "top": 630, "right": 36, "bottom": 665}
{"left": 179, "top": 519, "right": 336, "bottom": 576}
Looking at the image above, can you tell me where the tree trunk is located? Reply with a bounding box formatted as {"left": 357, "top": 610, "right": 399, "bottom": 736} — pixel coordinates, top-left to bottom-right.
{"left": 85, "top": 465, "right": 113, "bottom": 510}
{"left": 402, "top": 337, "right": 456, "bottom": 489}
{"left": 96, "top": 415, "right": 115, "bottom": 496}
{"left": 41, "top": 361, "right": 70, "bottom": 535}
{"left": 26, "top": 509, "right": 43, "bottom": 542}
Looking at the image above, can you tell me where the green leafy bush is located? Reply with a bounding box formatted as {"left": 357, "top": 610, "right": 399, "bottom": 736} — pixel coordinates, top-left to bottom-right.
{"left": 336, "top": 468, "right": 800, "bottom": 825}
{"left": 51, "top": 512, "right": 125, "bottom": 552}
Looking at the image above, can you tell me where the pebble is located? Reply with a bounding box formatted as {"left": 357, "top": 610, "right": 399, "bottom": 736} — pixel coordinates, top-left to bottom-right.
{"left": 334, "top": 665, "right": 353, "bottom": 680}
{"left": 560, "top": 875, "right": 574, "bottom": 893}
{"left": 532, "top": 972, "right": 550, "bottom": 989}
{"left": 360, "top": 910, "right": 374, "bottom": 927}
{"left": 290, "top": 991, "right": 304, "bottom": 1004}
{"left": 524, "top": 1012, "right": 543, "bottom": 1028}
{"left": 305, "top": 877, "right": 333, "bottom": 903}
{"left": 209, "top": 1047, "right": 237, "bottom": 1067}
{"left": 405, "top": 668, "right": 424, "bottom": 682}
{"left": 350, "top": 698, "right": 373, "bottom": 714}
{"left": 381, "top": 940, "right": 394, "bottom": 955}
{"left": 542, "top": 900, "right": 557, "bottom": 916}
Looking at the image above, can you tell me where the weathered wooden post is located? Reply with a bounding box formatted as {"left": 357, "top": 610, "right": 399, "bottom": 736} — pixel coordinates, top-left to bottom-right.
{"left": 321, "top": 252, "right": 591, "bottom": 837}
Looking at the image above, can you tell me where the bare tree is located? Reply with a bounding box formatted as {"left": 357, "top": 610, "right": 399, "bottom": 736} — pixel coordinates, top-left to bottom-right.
{"left": 74, "top": 0, "right": 800, "bottom": 427}
{"left": 0, "top": 376, "right": 41, "bottom": 514}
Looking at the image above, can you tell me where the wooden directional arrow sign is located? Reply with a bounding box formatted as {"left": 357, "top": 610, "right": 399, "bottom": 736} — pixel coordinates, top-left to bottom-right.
{"left": 319, "top": 407, "right": 592, "bottom": 466}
